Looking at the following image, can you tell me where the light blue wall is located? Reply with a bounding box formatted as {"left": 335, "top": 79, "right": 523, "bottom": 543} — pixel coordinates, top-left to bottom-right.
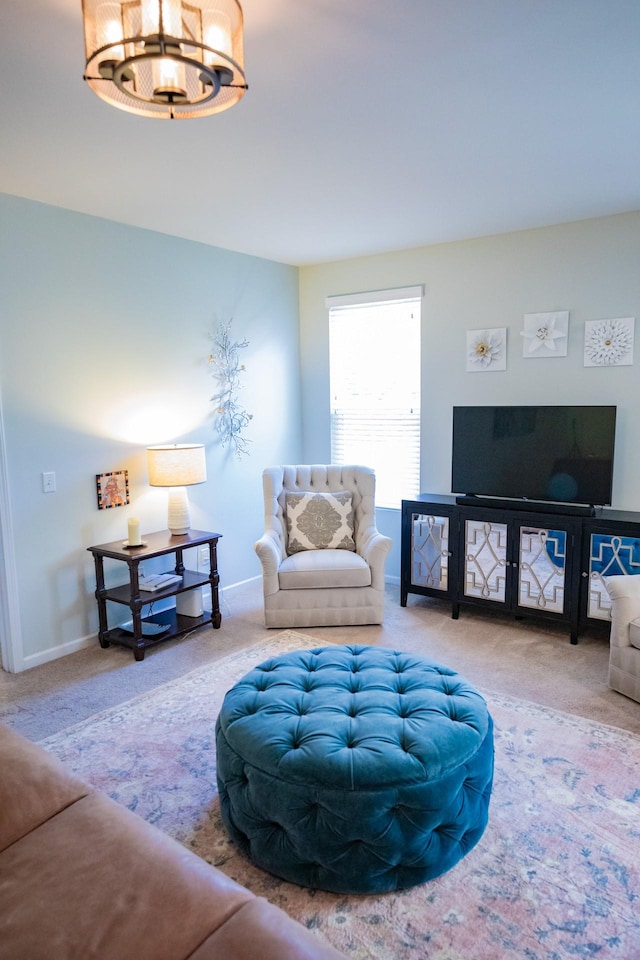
{"left": 4, "top": 198, "right": 639, "bottom": 665}
{"left": 300, "top": 211, "right": 640, "bottom": 580}
{"left": 0, "top": 194, "right": 301, "bottom": 666}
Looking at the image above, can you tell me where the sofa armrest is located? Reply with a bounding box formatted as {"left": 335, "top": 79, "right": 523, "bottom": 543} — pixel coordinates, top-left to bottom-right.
{"left": 187, "top": 897, "right": 345, "bottom": 959}
{"left": 0, "top": 724, "right": 90, "bottom": 852}
{"left": 254, "top": 531, "right": 282, "bottom": 596}
{"left": 605, "top": 575, "right": 640, "bottom": 648}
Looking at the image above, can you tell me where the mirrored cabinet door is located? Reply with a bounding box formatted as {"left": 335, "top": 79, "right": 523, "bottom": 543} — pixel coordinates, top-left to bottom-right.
{"left": 518, "top": 526, "right": 567, "bottom": 614}
{"left": 411, "top": 513, "right": 451, "bottom": 592}
{"left": 463, "top": 518, "right": 508, "bottom": 603}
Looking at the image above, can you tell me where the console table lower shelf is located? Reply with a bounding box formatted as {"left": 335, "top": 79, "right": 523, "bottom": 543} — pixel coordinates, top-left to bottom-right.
{"left": 100, "top": 604, "right": 220, "bottom": 660}
{"left": 87, "top": 529, "right": 222, "bottom": 661}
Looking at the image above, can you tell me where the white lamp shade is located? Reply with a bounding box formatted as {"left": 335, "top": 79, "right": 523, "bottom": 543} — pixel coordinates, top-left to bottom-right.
{"left": 147, "top": 444, "right": 207, "bottom": 534}
{"left": 147, "top": 444, "right": 207, "bottom": 487}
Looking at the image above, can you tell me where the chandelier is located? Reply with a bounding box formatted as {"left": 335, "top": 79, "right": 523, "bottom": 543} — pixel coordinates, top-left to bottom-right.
{"left": 81, "top": 0, "right": 247, "bottom": 119}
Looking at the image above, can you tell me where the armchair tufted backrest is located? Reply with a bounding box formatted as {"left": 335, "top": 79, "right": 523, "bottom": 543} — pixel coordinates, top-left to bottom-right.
{"left": 262, "top": 465, "right": 377, "bottom": 560}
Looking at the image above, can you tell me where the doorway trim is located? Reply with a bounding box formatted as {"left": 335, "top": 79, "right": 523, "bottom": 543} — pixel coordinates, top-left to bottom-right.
{"left": 0, "top": 384, "right": 23, "bottom": 673}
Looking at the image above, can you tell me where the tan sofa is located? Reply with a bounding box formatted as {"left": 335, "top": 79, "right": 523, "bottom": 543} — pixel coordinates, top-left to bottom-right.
{"left": 0, "top": 724, "right": 344, "bottom": 960}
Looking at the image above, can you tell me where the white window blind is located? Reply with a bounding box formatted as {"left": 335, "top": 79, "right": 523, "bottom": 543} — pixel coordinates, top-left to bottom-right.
{"left": 327, "top": 287, "right": 422, "bottom": 509}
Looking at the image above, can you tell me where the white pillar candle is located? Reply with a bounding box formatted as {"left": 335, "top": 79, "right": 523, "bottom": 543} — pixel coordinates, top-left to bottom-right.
{"left": 128, "top": 517, "right": 141, "bottom": 546}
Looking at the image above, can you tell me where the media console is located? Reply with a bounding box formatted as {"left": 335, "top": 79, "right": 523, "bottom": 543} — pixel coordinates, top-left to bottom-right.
{"left": 401, "top": 493, "right": 640, "bottom": 644}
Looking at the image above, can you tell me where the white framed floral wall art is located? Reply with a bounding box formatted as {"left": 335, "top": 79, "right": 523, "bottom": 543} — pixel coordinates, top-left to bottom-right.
{"left": 520, "top": 311, "right": 568, "bottom": 358}
{"left": 584, "top": 317, "right": 635, "bottom": 367}
{"left": 466, "top": 327, "right": 507, "bottom": 372}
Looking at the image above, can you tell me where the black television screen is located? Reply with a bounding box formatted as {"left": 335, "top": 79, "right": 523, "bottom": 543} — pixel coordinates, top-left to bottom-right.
{"left": 451, "top": 405, "right": 617, "bottom": 506}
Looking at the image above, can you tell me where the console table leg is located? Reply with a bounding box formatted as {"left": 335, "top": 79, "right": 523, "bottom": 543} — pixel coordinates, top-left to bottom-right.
{"left": 209, "top": 541, "right": 222, "bottom": 629}
{"left": 93, "top": 555, "right": 111, "bottom": 648}
{"left": 129, "top": 573, "right": 145, "bottom": 660}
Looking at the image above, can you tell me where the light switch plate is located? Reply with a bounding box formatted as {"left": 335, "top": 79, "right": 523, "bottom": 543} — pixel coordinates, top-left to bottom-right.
{"left": 42, "top": 471, "right": 56, "bottom": 493}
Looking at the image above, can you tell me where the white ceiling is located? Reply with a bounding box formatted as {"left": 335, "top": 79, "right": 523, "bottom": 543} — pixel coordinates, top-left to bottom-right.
{"left": 2, "top": 0, "right": 640, "bottom": 266}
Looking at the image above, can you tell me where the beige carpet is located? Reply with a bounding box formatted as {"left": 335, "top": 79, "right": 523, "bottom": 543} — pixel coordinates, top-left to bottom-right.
{"left": 2, "top": 581, "right": 639, "bottom": 739}
{"left": 39, "top": 630, "right": 640, "bottom": 960}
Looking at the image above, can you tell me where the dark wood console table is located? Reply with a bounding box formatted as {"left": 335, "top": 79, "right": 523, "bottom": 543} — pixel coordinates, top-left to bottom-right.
{"left": 88, "top": 529, "right": 222, "bottom": 661}
{"left": 401, "top": 494, "right": 640, "bottom": 644}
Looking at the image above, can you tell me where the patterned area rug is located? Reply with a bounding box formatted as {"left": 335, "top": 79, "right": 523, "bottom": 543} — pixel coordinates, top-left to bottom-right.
{"left": 40, "top": 631, "right": 640, "bottom": 959}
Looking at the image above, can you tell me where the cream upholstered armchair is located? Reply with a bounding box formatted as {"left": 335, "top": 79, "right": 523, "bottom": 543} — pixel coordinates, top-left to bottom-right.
{"left": 605, "top": 574, "right": 640, "bottom": 702}
{"left": 254, "top": 464, "right": 392, "bottom": 628}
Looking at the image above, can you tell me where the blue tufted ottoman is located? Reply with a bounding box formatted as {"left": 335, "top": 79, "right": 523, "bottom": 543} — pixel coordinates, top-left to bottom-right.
{"left": 215, "top": 644, "right": 493, "bottom": 894}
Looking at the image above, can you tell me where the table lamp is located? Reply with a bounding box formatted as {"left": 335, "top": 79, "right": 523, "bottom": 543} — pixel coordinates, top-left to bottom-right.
{"left": 146, "top": 444, "right": 207, "bottom": 535}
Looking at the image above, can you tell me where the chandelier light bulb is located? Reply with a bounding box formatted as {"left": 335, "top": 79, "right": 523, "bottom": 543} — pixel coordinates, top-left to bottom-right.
{"left": 203, "top": 12, "right": 231, "bottom": 66}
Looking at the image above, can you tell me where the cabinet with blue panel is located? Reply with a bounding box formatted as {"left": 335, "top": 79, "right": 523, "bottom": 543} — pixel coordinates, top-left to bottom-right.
{"left": 581, "top": 512, "right": 640, "bottom": 629}
{"left": 402, "top": 496, "right": 640, "bottom": 644}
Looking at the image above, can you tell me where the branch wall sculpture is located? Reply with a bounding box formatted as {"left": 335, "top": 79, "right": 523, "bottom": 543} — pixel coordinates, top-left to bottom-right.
{"left": 209, "top": 320, "right": 252, "bottom": 457}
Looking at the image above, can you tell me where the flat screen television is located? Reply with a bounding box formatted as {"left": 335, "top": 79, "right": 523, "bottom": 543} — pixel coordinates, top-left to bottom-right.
{"left": 451, "top": 405, "right": 617, "bottom": 507}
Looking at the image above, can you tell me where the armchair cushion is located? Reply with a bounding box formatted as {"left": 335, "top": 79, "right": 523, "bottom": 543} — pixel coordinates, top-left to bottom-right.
{"left": 285, "top": 491, "right": 355, "bottom": 554}
{"left": 279, "top": 549, "right": 371, "bottom": 590}
{"left": 630, "top": 618, "right": 640, "bottom": 650}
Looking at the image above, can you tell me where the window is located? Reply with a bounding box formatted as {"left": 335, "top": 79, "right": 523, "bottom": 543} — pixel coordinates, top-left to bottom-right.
{"left": 327, "top": 286, "right": 422, "bottom": 509}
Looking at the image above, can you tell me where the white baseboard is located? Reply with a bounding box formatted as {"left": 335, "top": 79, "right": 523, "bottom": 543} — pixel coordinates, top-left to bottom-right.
{"left": 21, "top": 633, "right": 96, "bottom": 671}
{"left": 15, "top": 574, "right": 395, "bottom": 673}
{"left": 14, "top": 577, "right": 263, "bottom": 673}
{"left": 219, "top": 574, "right": 261, "bottom": 591}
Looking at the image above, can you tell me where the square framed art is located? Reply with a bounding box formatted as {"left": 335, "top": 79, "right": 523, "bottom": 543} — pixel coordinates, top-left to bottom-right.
{"left": 521, "top": 311, "right": 569, "bottom": 357}
{"left": 96, "top": 470, "right": 130, "bottom": 509}
{"left": 466, "top": 327, "right": 507, "bottom": 372}
{"left": 584, "top": 317, "right": 634, "bottom": 367}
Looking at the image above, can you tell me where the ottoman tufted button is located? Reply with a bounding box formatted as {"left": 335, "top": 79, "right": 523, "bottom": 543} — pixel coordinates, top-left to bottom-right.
{"left": 216, "top": 643, "right": 494, "bottom": 895}
{"left": 259, "top": 661, "right": 279, "bottom": 673}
